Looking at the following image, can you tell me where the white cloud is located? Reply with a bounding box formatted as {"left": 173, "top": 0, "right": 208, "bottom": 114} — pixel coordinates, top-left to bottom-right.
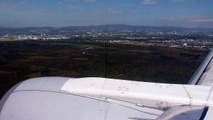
{"left": 142, "top": 0, "right": 156, "bottom": 5}
{"left": 108, "top": 9, "right": 122, "bottom": 15}
{"left": 58, "top": 0, "right": 96, "bottom": 3}
{"left": 192, "top": 19, "right": 213, "bottom": 23}
{"left": 156, "top": 16, "right": 213, "bottom": 28}
{"left": 84, "top": 0, "right": 96, "bottom": 2}
{"left": 171, "top": 0, "right": 185, "bottom": 2}
{"left": 162, "top": 17, "right": 177, "bottom": 22}
{"left": 95, "top": 9, "right": 122, "bottom": 15}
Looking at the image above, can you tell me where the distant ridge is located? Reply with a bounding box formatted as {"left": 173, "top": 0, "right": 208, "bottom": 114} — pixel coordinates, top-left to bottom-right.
{"left": 0, "top": 24, "right": 213, "bottom": 33}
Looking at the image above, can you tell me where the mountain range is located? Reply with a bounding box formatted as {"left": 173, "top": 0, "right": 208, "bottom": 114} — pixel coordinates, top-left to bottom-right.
{"left": 0, "top": 24, "right": 213, "bottom": 33}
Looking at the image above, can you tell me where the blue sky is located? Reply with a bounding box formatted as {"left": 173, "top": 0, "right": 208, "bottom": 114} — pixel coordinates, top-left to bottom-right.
{"left": 0, "top": 0, "right": 213, "bottom": 28}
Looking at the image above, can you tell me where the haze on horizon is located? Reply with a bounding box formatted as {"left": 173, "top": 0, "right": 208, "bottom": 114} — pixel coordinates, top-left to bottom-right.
{"left": 0, "top": 0, "right": 213, "bottom": 28}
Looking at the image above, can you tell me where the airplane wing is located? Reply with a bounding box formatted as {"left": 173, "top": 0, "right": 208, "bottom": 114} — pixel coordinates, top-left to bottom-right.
{"left": 188, "top": 49, "right": 213, "bottom": 85}
{"left": 1, "top": 50, "right": 213, "bottom": 120}
{"left": 0, "top": 77, "right": 163, "bottom": 120}
{"left": 1, "top": 76, "right": 213, "bottom": 120}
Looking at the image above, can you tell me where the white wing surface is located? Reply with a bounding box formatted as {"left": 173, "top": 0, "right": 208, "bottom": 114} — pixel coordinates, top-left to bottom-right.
{"left": 1, "top": 76, "right": 212, "bottom": 120}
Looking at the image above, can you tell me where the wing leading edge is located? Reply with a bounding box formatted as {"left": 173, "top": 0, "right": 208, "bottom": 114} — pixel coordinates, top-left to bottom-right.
{"left": 188, "top": 49, "right": 213, "bottom": 85}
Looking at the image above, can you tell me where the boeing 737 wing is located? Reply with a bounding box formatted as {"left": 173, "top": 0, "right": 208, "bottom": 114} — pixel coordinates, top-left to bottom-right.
{"left": 1, "top": 50, "right": 213, "bottom": 120}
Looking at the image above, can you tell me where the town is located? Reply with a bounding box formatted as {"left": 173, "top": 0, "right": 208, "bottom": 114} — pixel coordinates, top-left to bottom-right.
{"left": 1, "top": 28, "right": 213, "bottom": 50}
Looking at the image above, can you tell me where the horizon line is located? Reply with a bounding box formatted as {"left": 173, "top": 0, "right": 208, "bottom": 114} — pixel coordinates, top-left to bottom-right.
{"left": 0, "top": 24, "right": 213, "bottom": 29}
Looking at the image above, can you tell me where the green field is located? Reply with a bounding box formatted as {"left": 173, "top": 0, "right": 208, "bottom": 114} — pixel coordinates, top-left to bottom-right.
{"left": 0, "top": 40, "right": 208, "bottom": 98}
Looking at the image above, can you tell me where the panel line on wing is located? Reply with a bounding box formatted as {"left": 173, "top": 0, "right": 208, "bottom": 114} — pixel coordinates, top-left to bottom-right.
{"left": 205, "top": 85, "right": 213, "bottom": 106}
{"left": 182, "top": 85, "right": 192, "bottom": 106}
